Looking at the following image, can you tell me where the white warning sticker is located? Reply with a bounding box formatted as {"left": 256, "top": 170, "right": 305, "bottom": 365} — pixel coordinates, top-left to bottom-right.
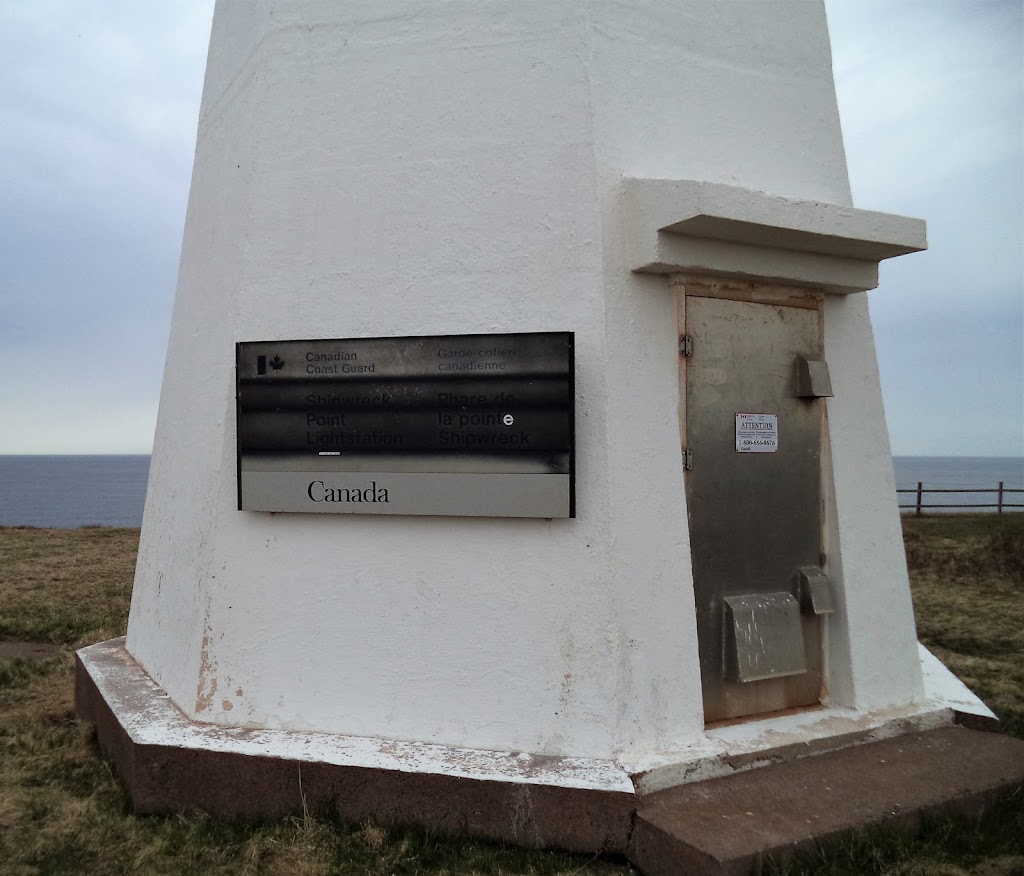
{"left": 736, "top": 413, "right": 778, "bottom": 453}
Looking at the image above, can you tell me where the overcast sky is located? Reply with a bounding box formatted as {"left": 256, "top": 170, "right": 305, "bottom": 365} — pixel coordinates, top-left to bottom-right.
{"left": 1, "top": 1, "right": 1021, "bottom": 457}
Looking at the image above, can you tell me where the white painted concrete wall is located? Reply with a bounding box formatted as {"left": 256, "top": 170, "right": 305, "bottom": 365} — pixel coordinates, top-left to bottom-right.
{"left": 127, "top": 0, "right": 923, "bottom": 762}
{"left": 821, "top": 292, "right": 925, "bottom": 708}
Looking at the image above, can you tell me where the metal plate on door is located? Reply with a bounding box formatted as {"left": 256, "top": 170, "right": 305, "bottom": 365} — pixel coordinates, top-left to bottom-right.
{"left": 685, "top": 295, "right": 826, "bottom": 721}
{"left": 723, "top": 592, "right": 807, "bottom": 683}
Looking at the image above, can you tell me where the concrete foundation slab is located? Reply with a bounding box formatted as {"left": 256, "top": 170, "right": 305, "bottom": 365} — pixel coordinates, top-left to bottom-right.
{"left": 75, "top": 638, "right": 635, "bottom": 853}
{"left": 630, "top": 726, "right": 1024, "bottom": 876}
{"left": 78, "top": 637, "right": 1024, "bottom": 875}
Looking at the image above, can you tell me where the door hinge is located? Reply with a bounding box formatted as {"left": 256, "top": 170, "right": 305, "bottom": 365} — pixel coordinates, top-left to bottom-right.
{"left": 682, "top": 448, "right": 693, "bottom": 470}
{"left": 679, "top": 335, "right": 693, "bottom": 357}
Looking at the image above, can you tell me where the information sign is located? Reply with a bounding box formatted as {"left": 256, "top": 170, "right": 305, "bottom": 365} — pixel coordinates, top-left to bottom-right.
{"left": 735, "top": 412, "right": 779, "bottom": 453}
{"left": 236, "top": 332, "right": 574, "bottom": 517}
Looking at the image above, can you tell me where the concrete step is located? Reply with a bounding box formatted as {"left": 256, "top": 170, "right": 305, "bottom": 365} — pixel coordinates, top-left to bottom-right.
{"left": 629, "top": 726, "right": 1024, "bottom": 876}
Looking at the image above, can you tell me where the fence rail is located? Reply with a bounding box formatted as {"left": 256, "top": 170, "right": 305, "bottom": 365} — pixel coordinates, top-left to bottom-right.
{"left": 897, "top": 482, "right": 1024, "bottom": 515}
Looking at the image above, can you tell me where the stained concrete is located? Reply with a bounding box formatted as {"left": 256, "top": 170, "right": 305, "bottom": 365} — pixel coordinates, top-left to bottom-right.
{"left": 78, "top": 637, "right": 1024, "bottom": 875}
{"left": 630, "top": 726, "right": 1024, "bottom": 876}
{"left": 75, "top": 639, "right": 634, "bottom": 854}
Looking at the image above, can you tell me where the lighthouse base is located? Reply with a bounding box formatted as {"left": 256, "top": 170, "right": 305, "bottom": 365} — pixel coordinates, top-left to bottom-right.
{"left": 77, "top": 637, "right": 1012, "bottom": 872}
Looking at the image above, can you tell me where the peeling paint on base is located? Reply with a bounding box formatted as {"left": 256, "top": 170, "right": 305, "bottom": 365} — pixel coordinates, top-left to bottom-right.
{"left": 80, "top": 637, "right": 987, "bottom": 805}
{"left": 79, "top": 638, "right": 634, "bottom": 793}
{"left": 194, "top": 629, "right": 217, "bottom": 714}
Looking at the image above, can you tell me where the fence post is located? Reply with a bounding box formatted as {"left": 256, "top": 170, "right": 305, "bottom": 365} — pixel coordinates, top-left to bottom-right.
{"left": 916, "top": 482, "right": 923, "bottom": 516}
{"left": 997, "top": 481, "right": 1004, "bottom": 514}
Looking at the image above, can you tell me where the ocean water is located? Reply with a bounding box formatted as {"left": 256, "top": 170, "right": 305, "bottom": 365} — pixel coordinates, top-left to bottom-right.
{"left": 0, "top": 455, "right": 1020, "bottom": 528}
{"left": 0, "top": 456, "right": 149, "bottom": 528}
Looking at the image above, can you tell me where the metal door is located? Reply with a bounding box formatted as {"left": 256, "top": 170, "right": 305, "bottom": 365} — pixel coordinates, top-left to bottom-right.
{"left": 684, "top": 294, "right": 829, "bottom": 723}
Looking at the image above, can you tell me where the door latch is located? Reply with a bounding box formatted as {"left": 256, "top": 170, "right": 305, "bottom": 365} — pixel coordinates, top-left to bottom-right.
{"left": 793, "top": 566, "right": 835, "bottom": 615}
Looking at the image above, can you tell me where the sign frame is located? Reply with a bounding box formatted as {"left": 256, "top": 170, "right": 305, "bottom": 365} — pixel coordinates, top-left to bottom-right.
{"left": 235, "top": 331, "right": 575, "bottom": 518}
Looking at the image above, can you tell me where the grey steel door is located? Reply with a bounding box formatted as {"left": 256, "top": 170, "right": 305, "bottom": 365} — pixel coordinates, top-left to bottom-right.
{"left": 684, "top": 295, "right": 827, "bottom": 723}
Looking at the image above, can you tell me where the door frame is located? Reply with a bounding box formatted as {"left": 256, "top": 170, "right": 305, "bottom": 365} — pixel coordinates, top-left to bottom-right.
{"left": 673, "top": 274, "right": 832, "bottom": 725}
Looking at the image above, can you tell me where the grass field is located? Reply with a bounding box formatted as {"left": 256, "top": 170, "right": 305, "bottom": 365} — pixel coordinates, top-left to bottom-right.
{"left": 0, "top": 515, "right": 1021, "bottom": 875}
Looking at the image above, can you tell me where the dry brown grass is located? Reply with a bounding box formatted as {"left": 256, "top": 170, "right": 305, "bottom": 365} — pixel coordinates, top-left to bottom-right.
{"left": 902, "top": 515, "right": 1024, "bottom": 739}
{"left": 0, "top": 518, "right": 1022, "bottom": 875}
{"left": 0, "top": 532, "right": 621, "bottom": 875}
{"left": 0, "top": 527, "right": 138, "bottom": 646}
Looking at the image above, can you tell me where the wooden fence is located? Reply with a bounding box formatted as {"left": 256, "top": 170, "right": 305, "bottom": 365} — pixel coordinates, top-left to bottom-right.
{"left": 898, "top": 482, "right": 1024, "bottom": 515}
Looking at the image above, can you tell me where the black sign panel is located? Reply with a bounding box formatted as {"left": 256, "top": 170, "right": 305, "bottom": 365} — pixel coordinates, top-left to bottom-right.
{"left": 236, "top": 332, "right": 575, "bottom": 518}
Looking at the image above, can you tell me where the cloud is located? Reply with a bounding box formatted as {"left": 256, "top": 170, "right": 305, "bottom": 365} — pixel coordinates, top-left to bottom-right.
{"left": 0, "top": 1, "right": 1019, "bottom": 456}
{"left": 828, "top": 0, "right": 1023, "bottom": 455}
{"left": 831, "top": 0, "right": 1021, "bottom": 197}
{"left": 0, "top": 1, "right": 214, "bottom": 453}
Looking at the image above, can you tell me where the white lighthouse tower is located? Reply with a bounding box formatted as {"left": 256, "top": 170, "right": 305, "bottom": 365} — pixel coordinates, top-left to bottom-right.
{"left": 78, "top": 0, "right": 995, "bottom": 858}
